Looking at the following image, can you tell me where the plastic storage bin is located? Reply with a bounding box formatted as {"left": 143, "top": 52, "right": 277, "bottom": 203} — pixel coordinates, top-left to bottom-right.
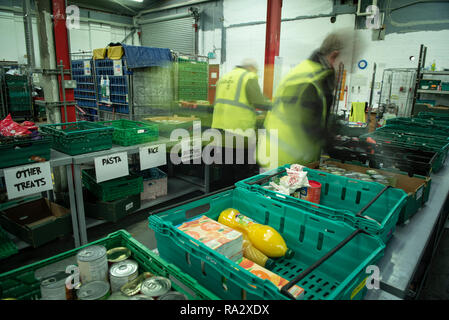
{"left": 0, "top": 230, "right": 219, "bottom": 300}
{"left": 306, "top": 160, "right": 431, "bottom": 225}
{"left": 82, "top": 169, "right": 143, "bottom": 202}
{"left": 84, "top": 190, "right": 141, "bottom": 223}
{"left": 0, "top": 134, "right": 52, "bottom": 169}
{"left": 236, "top": 165, "right": 407, "bottom": 243}
{"left": 149, "top": 187, "right": 385, "bottom": 300}
{"left": 40, "top": 121, "right": 114, "bottom": 155}
{"left": 98, "top": 119, "right": 158, "bottom": 146}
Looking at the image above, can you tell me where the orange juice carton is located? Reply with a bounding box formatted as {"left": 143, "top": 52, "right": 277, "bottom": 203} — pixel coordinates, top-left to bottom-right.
{"left": 237, "top": 257, "right": 305, "bottom": 299}
{"left": 177, "top": 215, "right": 243, "bottom": 262}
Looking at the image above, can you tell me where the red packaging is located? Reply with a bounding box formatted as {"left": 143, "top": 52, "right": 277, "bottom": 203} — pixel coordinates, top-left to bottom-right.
{"left": 298, "top": 180, "right": 321, "bottom": 204}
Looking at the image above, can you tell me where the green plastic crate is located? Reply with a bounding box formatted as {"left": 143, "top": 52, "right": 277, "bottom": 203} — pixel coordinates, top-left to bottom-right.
{"left": 417, "top": 112, "right": 449, "bottom": 121}
{"left": 0, "top": 134, "right": 52, "bottom": 169}
{"left": 82, "top": 169, "right": 143, "bottom": 202}
{"left": 0, "top": 226, "right": 17, "bottom": 260}
{"left": 0, "top": 230, "right": 219, "bottom": 300}
{"left": 84, "top": 190, "right": 141, "bottom": 223}
{"left": 97, "top": 119, "right": 159, "bottom": 146}
{"left": 419, "top": 79, "right": 441, "bottom": 90}
{"left": 40, "top": 121, "right": 114, "bottom": 155}
{"left": 360, "top": 130, "right": 449, "bottom": 172}
{"left": 385, "top": 118, "right": 449, "bottom": 136}
{"left": 149, "top": 187, "right": 385, "bottom": 300}
{"left": 236, "top": 165, "right": 408, "bottom": 243}
{"left": 308, "top": 159, "right": 432, "bottom": 225}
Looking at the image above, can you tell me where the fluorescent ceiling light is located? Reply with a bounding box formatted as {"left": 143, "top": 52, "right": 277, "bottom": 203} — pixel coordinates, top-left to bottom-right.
{"left": 131, "top": 0, "right": 143, "bottom": 2}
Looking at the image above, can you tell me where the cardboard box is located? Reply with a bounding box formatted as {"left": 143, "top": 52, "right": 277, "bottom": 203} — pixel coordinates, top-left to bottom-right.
{"left": 0, "top": 198, "right": 72, "bottom": 248}
{"left": 237, "top": 257, "right": 305, "bottom": 300}
{"left": 177, "top": 215, "right": 243, "bottom": 262}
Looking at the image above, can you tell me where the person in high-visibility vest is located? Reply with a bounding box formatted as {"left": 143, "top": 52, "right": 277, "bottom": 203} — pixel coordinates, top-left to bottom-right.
{"left": 211, "top": 59, "right": 271, "bottom": 184}
{"left": 258, "top": 31, "right": 349, "bottom": 170}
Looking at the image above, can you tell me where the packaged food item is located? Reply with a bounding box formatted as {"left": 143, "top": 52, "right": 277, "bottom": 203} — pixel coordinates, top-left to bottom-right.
{"left": 121, "top": 272, "right": 153, "bottom": 296}
{"left": 109, "top": 259, "right": 139, "bottom": 292}
{"left": 242, "top": 233, "right": 276, "bottom": 270}
{"left": 237, "top": 258, "right": 305, "bottom": 300}
{"left": 107, "top": 247, "right": 131, "bottom": 264}
{"left": 76, "top": 245, "right": 108, "bottom": 284}
{"left": 140, "top": 276, "right": 171, "bottom": 299}
{"left": 218, "top": 208, "right": 293, "bottom": 259}
{"left": 77, "top": 280, "right": 110, "bottom": 300}
{"left": 293, "top": 180, "right": 321, "bottom": 204}
{"left": 177, "top": 215, "right": 243, "bottom": 262}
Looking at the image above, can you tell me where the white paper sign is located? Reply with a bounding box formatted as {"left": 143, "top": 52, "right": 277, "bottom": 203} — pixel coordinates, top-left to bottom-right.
{"left": 84, "top": 60, "right": 91, "bottom": 75}
{"left": 113, "top": 60, "right": 123, "bottom": 76}
{"left": 94, "top": 152, "right": 129, "bottom": 183}
{"left": 139, "top": 144, "right": 167, "bottom": 171}
{"left": 4, "top": 162, "right": 53, "bottom": 200}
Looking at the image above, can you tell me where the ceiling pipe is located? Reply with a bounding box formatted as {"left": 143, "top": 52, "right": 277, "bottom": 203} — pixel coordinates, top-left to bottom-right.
{"left": 356, "top": 0, "right": 378, "bottom": 16}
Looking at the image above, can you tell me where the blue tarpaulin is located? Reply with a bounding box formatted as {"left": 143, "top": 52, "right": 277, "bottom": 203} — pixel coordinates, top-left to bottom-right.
{"left": 121, "top": 44, "right": 172, "bottom": 69}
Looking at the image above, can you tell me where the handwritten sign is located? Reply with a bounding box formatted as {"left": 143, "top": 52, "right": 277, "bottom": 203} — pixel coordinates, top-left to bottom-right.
{"left": 4, "top": 162, "right": 53, "bottom": 200}
{"left": 94, "top": 152, "right": 129, "bottom": 183}
{"left": 139, "top": 144, "right": 167, "bottom": 171}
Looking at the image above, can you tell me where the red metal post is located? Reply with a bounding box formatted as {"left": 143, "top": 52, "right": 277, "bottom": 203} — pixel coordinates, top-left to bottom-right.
{"left": 263, "top": 0, "right": 282, "bottom": 99}
{"left": 52, "top": 0, "right": 76, "bottom": 122}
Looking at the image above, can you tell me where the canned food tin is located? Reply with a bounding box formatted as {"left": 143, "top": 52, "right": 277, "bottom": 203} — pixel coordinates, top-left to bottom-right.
{"left": 121, "top": 272, "right": 153, "bottom": 296}
{"left": 366, "top": 170, "right": 378, "bottom": 176}
{"left": 108, "top": 292, "right": 131, "bottom": 300}
{"left": 129, "top": 294, "right": 154, "bottom": 300}
{"left": 40, "top": 271, "right": 67, "bottom": 300}
{"left": 372, "top": 175, "right": 386, "bottom": 180}
{"left": 298, "top": 180, "right": 321, "bottom": 204}
{"left": 109, "top": 259, "right": 139, "bottom": 292}
{"left": 159, "top": 291, "right": 188, "bottom": 300}
{"left": 107, "top": 247, "right": 131, "bottom": 264}
{"left": 77, "top": 280, "right": 110, "bottom": 300}
{"left": 77, "top": 245, "right": 108, "bottom": 284}
{"left": 141, "top": 276, "right": 171, "bottom": 298}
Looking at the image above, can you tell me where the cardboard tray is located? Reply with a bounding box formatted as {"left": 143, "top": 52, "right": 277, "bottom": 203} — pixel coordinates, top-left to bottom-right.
{"left": 0, "top": 199, "right": 72, "bottom": 248}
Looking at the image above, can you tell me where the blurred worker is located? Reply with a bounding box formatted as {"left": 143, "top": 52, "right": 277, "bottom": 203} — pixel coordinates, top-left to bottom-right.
{"left": 258, "top": 30, "right": 351, "bottom": 170}
{"left": 211, "top": 59, "right": 272, "bottom": 184}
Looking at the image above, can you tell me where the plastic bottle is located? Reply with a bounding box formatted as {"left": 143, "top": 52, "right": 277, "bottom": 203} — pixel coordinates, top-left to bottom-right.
{"left": 218, "top": 208, "right": 294, "bottom": 259}
{"left": 242, "top": 234, "right": 276, "bottom": 270}
{"left": 431, "top": 60, "right": 436, "bottom": 72}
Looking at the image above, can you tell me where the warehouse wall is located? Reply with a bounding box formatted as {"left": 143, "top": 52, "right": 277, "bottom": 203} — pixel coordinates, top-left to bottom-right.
{"left": 0, "top": 8, "right": 138, "bottom": 67}
{"left": 217, "top": 0, "right": 449, "bottom": 113}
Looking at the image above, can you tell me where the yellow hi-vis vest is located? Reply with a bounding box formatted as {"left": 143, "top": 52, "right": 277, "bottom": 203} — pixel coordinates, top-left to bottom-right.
{"left": 258, "top": 59, "right": 333, "bottom": 170}
{"left": 211, "top": 67, "right": 258, "bottom": 131}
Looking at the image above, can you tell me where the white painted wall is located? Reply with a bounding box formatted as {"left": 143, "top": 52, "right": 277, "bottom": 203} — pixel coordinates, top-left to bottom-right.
{"left": 199, "top": 0, "right": 449, "bottom": 115}
{"left": 0, "top": 10, "right": 138, "bottom": 66}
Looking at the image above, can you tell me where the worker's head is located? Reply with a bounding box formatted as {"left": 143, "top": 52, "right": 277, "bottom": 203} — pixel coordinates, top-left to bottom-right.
{"left": 239, "top": 58, "right": 259, "bottom": 74}
{"left": 318, "top": 29, "right": 354, "bottom": 68}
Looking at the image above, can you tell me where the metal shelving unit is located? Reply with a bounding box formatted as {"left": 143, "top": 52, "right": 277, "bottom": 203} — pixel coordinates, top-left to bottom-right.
{"left": 70, "top": 137, "right": 210, "bottom": 245}
{"left": 412, "top": 44, "right": 449, "bottom": 115}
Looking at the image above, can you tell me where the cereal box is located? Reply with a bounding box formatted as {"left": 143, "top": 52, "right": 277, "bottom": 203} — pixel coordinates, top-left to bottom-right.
{"left": 237, "top": 257, "right": 305, "bottom": 299}
{"left": 177, "top": 215, "right": 243, "bottom": 262}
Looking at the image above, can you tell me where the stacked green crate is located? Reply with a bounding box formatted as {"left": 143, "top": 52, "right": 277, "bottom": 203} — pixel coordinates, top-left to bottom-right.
{"left": 5, "top": 75, "right": 32, "bottom": 115}
{"left": 177, "top": 57, "right": 208, "bottom": 101}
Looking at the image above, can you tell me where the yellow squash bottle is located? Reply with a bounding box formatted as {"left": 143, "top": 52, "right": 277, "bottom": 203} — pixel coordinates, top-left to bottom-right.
{"left": 218, "top": 208, "right": 294, "bottom": 259}
{"left": 242, "top": 233, "right": 276, "bottom": 269}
